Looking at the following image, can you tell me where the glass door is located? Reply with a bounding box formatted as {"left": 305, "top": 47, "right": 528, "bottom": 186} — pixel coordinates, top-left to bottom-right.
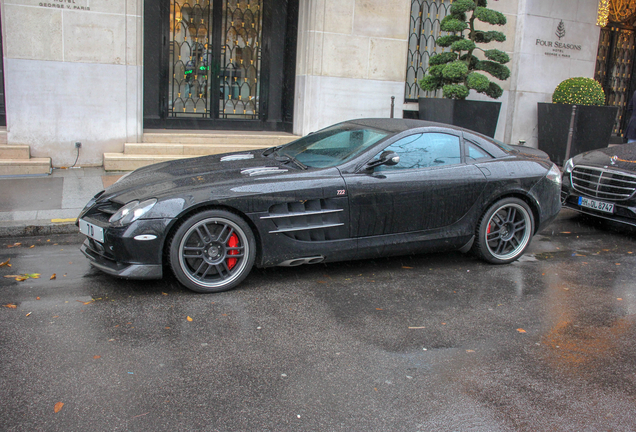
{"left": 169, "top": 0, "right": 263, "bottom": 120}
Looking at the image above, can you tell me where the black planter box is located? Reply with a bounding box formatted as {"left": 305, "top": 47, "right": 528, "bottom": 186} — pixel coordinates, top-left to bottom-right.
{"left": 418, "top": 97, "right": 501, "bottom": 137}
{"left": 537, "top": 103, "right": 618, "bottom": 165}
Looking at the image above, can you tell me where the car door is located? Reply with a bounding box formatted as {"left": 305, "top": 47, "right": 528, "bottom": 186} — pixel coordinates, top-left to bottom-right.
{"left": 342, "top": 131, "right": 488, "bottom": 237}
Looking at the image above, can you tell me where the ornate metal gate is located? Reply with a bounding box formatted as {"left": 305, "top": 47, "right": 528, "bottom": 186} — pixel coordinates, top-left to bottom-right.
{"left": 169, "top": 0, "right": 263, "bottom": 119}
{"left": 595, "top": 25, "right": 636, "bottom": 136}
{"left": 404, "top": 0, "right": 452, "bottom": 102}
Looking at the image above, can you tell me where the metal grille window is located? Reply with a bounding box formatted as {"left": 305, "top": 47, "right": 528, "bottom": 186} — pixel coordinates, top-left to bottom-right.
{"left": 404, "top": 0, "right": 452, "bottom": 102}
{"left": 169, "top": 0, "right": 263, "bottom": 119}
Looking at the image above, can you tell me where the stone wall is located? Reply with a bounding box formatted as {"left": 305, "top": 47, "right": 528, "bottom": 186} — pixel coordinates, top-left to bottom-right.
{"left": 294, "top": 0, "right": 411, "bottom": 136}
{"left": 2, "top": 0, "right": 143, "bottom": 167}
{"left": 500, "top": 0, "right": 601, "bottom": 148}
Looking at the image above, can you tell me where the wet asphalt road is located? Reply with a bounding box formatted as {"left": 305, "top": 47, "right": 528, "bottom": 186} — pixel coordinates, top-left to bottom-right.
{"left": 1, "top": 210, "right": 636, "bottom": 431}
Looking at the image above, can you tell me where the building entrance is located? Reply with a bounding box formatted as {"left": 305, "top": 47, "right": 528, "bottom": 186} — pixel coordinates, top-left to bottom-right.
{"left": 144, "top": 0, "right": 298, "bottom": 131}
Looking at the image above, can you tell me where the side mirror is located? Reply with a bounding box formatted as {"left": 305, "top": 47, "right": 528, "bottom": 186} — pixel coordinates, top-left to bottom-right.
{"left": 366, "top": 151, "right": 400, "bottom": 169}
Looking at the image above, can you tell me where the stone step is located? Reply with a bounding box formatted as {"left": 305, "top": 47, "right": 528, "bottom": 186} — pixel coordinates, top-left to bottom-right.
{"left": 0, "top": 130, "right": 7, "bottom": 145}
{"left": 0, "top": 158, "right": 51, "bottom": 176}
{"left": 123, "top": 142, "right": 270, "bottom": 156}
{"left": 142, "top": 130, "right": 298, "bottom": 145}
{"left": 103, "top": 153, "right": 195, "bottom": 172}
{"left": 0, "top": 145, "right": 31, "bottom": 159}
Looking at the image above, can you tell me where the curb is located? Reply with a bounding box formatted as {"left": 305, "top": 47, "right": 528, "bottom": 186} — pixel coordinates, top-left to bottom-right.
{"left": 0, "top": 222, "right": 79, "bottom": 238}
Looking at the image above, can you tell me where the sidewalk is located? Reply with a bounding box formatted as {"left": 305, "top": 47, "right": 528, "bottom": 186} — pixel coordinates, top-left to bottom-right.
{"left": 0, "top": 167, "right": 124, "bottom": 237}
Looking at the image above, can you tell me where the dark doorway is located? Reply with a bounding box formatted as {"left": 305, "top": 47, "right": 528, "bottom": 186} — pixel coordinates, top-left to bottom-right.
{"left": 144, "top": 0, "right": 298, "bottom": 132}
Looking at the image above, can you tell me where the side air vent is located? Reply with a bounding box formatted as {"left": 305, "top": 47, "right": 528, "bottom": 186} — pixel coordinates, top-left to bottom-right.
{"left": 262, "top": 199, "right": 347, "bottom": 241}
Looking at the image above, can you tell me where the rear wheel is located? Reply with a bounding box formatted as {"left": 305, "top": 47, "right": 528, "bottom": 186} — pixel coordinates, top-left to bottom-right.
{"left": 473, "top": 198, "right": 534, "bottom": 264}
{"left": 169, "top": 210, "right": 256, "bottom": 293}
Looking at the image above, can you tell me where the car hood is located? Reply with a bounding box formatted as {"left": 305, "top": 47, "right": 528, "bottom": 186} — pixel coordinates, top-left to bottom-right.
{"left": 101, "top": 151, "right": 293, "bottom": 204}
{"left": 573, "top": 144, "right": 636, "bottom": 172}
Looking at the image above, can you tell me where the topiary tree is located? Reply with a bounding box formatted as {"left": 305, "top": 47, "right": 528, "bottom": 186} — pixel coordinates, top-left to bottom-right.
{"left": 418, "top": 0, "right": 510, "bottom": 100}
{"left": 552, "top": 77, "right": 606, "bottom": 106}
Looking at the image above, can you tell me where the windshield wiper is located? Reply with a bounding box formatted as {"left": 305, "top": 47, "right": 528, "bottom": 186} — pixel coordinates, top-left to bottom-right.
{"left": 274, "top": 153, "right": 307, "bottom": 170}
{"left": 263, "top": 145, "right": 284, "bottom": 157}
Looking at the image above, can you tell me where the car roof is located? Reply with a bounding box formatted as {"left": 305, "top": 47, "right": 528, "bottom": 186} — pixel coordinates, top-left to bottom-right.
{"left": 343, "top": 118, "right": 479, "bottom": 135}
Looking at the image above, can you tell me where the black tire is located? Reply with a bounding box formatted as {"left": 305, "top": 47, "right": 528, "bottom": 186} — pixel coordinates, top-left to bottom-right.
{"left": 473, "top": 197, "right": 534, "bottom": 264}
{"left": 169, "top": 210, "right": 256, "bottom": 293}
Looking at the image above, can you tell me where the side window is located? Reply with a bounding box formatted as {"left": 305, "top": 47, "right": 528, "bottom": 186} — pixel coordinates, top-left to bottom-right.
{"left": 466, "top": 142, "right": 493, "bottom": 162}
{"left": 375, "top": 133, "right": 461, "bottom": 171}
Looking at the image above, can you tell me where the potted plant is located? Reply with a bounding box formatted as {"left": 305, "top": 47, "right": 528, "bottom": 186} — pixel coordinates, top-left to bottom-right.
{"left": 537, "top": 77, "right": 618, "bottom": 165}
{"left": 418, "top": 0, "right": 509, "bottom": 137}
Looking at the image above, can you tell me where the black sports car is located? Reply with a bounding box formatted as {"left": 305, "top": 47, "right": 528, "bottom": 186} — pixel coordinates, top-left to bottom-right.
{"left": 561, "top": 143, "right": 636, "bottom": 226}
{"left": 78, "top": 119, "right": 562, "bottom": 293}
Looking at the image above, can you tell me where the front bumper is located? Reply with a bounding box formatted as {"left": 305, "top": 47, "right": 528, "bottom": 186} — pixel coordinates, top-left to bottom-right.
{"left": 561, "top": 191, "right": 636, "bottom": 227}
{"left": 561, "top": 175, "right": 636, "bottom": 227}
{"left": 81, "top": 238, "right": 163, "bottom": 279}
{"left": 78, "top": 217, "right": 174, "bottom": 280}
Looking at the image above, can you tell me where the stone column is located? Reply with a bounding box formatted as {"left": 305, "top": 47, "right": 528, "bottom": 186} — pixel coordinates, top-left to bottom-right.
{"left": 502, "top": 0, "right": 601, "bottom": 148}
{"left": 294, "top": 0, "right": 411, "bottom": 136}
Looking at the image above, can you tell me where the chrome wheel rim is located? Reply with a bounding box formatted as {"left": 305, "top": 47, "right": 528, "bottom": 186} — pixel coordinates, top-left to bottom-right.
{"left": 485, "top": 203, "right": 531, "bottom": 261}
{"left": 178, "top": 218, "right": 249, "bottom": 288}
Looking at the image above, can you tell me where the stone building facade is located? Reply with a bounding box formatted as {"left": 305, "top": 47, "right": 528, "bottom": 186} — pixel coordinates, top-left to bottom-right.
{"left": 0, "top": 0, "right": 626, "bottom": 169}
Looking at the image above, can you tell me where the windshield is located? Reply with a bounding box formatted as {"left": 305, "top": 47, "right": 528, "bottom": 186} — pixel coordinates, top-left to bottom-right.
{"left": 277, "top": 124, "right": 390, "bottom": 168}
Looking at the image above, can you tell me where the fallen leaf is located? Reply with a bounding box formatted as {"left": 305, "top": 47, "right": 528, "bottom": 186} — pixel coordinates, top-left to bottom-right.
{"left": 50, "top": 274, "right": 57, "bottom": 280}
{"left": 517, "top": 328, "right": 527, "bottom": 333}
{"left": 376, "top": 308, "right": 383, "bottom": 311}
{"left": 161, "top": 292, "right": 168, "bottom": 296}
{"left": 3, "top": 304, "right": 17, "bottom": 309}
{"left": 7, "top": 243, "right": 21, "bottom": 248}
{"left": 466, "top": 349, "right": 475, "bottom": 353}
{"left": 76, "top": 300, "right": 94, "bottom": 305}
{"left": 0, "top": 258, "right": 10, "bottom": 266}
{"left": 617, "top": 298, "right": 623, "bottom": 301}
{"left": 165, "top": 326, "right": 171, "bottom": 329}
{"left": 93, "top": 355, "right": 101, "bottom": 360}
{"left": 36, "top": 297, "right": 40, "bottom": 300}
{"left": 402, "top": 266, "right": 413, "bottom": 269}
{"left": 187, "top": 316, "right": 193, "bottom": 322}
{"left": 25, "top": 273, "right": 40, "bottom": 279}
{"left": 54, "top": 402, "right": 64, "bottom": 413}
{"left": 29, "top": 245, "right": 35, "bottom": 249}
{"left": 560, "top": 231, "right": 571, "bottom": 234}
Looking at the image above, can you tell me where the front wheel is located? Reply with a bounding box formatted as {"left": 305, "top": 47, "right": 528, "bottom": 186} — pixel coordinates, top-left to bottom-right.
{"left": 169, "top": 210, "right": 256, "bottom": 293}
{"left": 472, "top": 198, "right": 534, "bottom": 264}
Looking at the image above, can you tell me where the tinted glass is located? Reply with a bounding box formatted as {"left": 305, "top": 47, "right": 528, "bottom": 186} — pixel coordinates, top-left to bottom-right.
{"left": 467, "top": 142, "right": 493, "bottom": 161}
{"left": 375, "top": 133, "right": 461, "bottom": 171}
{"left": 280, "top": 125, "right": 389, "bottom": 168}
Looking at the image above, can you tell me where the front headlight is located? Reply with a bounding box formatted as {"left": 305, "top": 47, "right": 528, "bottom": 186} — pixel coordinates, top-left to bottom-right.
{"left": 562, "top": 158, "right": 574, "bottom": 175}
{"left": 109, "top": 199, "right": 157, "bottom": 227}
{"left": 546, "top": 163, "right": 562, "bottom": 186}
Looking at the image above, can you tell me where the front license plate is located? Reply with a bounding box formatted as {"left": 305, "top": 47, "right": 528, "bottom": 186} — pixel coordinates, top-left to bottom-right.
{"left": 79, "top": 219, "right": 105, "bottom": 242}
{"left": 578, "top": 196, "right": 614, "bottom": 214}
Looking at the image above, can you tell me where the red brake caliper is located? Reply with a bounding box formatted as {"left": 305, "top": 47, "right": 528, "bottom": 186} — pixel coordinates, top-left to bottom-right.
{"left": 227, "top": 233, "right": 239, "bottom": 270}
